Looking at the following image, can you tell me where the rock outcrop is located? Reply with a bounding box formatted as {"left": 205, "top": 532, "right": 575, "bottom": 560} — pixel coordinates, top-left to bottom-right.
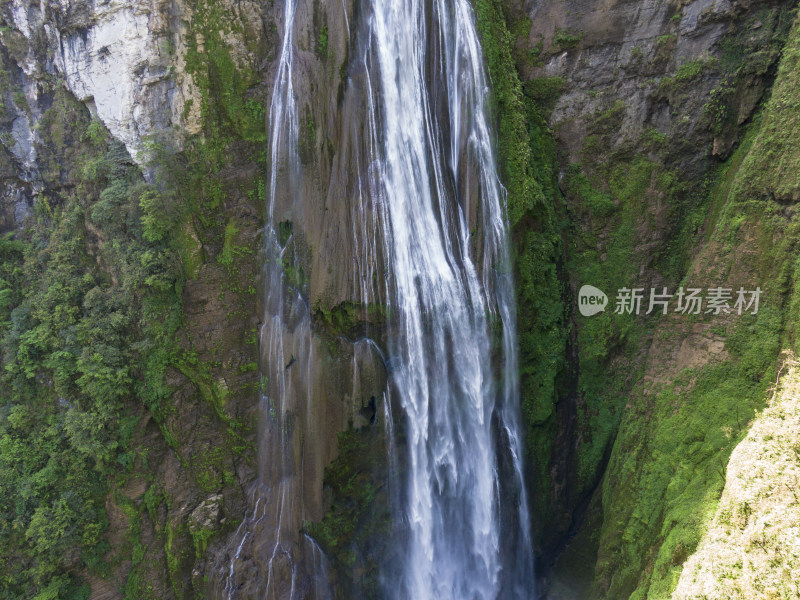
{"left": 8, "top": 0, "right": 198, "bottom": 161}
{"left": 673, "top": 358, "right": 800, "bottom": 600}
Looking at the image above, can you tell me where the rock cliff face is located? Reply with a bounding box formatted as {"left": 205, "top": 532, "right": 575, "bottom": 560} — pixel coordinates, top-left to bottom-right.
{"left": 1, "top": 0, "right": 800, "bottom": 598}
{"left": 4, "top": 0, "right": 198, "bottom": 180}
{"left": 523, "top": 0, "right": 785, "bottom": 167}
{"left": 510, "top": 0, "right": 788, "bottom": 536}
{"left": 504, "top": 0, "right": 800, "bottom": 598}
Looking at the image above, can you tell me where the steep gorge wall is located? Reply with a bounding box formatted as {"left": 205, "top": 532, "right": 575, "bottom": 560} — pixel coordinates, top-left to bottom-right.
{"left": 0, "top": 0, "right": 272, "bottom": 596}
{"left": 489, "top": 0, "right": 800, "bottom": 598}
{"left": 0, "top": 0, "right": 383, "bottom": 597}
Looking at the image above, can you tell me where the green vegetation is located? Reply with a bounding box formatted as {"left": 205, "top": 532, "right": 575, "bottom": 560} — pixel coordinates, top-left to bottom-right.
{"left": 674, "top": 59, "right": 709, "bottom": 81}
{"left": 702, "top": 6, "right": 794, "bottom": 141}
{"left": 658, "top": 58, "right": 712, "bottom": 97}
{"left": 473, "top": 0, "right": 546, "bottom": 224}
{"left": 474, "top": 0, "right": 566, "bottom": 412}
{"left": 673, "top": 361, "right": 800, "bottom": 598}
{"left": 119, "top": 494, "right": 159, "bottom": 600}
{"left": 0, "top": 91, "right": 182, "bottom": 598}
{"left": 473, "top": 0, "right": 569, "bottom": 546}
{"left": 553, "top": 28, "right": 583, "bottom": 51}
{"left": 566, "top": 155, "right": 663, "bottom": 490}
{"left": 313, "top": 301, "right": 390, "bottom": 339}
{"left": 317, "top": 25, "right": 330, "bottom": 59}
{"left": 523, "top": 76, "right": 566, "bottom": 119}
{"left": 190, "top": 525, "right": 216, "bottom": 558}
{"left": 0, "top": 0, "right": 267, "bottom": 593}
{"left": 735, "top": 15, "right": 800, "bottom": 202}
{"left": 597, "top": 309, "right": 783, "bottom": 598}
{"left": 655, "top": 34, "right": 677, "bottom": 49}
{"left": 586, "top": 99, "right": 627, "bottom": 137}
{"left": 304, "top": 426, "right": 391, "bottom": 597}
{"left": 217, "top": 220, "right": 253, "bottom": 270}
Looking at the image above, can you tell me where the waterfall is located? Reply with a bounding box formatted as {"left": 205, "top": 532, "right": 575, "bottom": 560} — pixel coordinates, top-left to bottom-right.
{"left": 218, "top": 0, "right": 534, "bottom": 597}
{"left": 364, "top": 1, "right": 534, "bottom": 597}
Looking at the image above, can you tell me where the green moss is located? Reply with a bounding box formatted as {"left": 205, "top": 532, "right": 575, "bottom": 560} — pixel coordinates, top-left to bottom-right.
{"left": 642, "top": 127, "right": 667, "bottom": 151}
{"left": 313, "top": 300, "right": 389, "bottom": 339}
{"left": 175, "top": 352, "right": 247, "bottom": 444}
{"left": 304, "top": 425, "right": 390, "bottom": 597}
{"left": 281, "top": 259, "right": 308, "bottom": 291}
{"left": 218, "top": 220, "right": 241, "bottom": 267}
{"left": 597, "top": 310, "right": 782, "bottom": 599}
{"left": 277, "top": 220, "right": 293, "bottom": 246}
{"left": 701, "top": 5, "right": 794, "bottom": 138}
{"left": 523, "top": 76, "right": 566, "bottom": 119}
{"left": 164, "top": 521, "right": 185, "bottom": 595}
{"left": 183, "top": 0, "right": 266, "bottom": 148}
{"left": 569, "top": 155, "right": 674, "bottom": 446}
{"left": 238, "top": 361, "right": 258, "bottom": 373}
{"left": 587, "top": 100, "right": 627, "bottom": 137}
{"left": 473, "top": 0, "right": 545, "bottom": 225}
{"left": 299, "top": 112, "right": 317, "bottom": 165}
{"left": 117, "top": 494, "right": 159, "bottom": 600}
{"left": 566, "top": 133, "right": 707, "bottom": 506}
{"left": 563, "top": 165, "right": 617, "bottom": 218}
{"left": 174, "top": 222, "right": 205, "bottom": 280}
{"left": 474, "top": 0, "right": 566, "bottom": 401}
{"left": 675, "top": 58, "right": 710, "bottom": 81}
{"left": 190, "top": 525, "right": 216, "bottom": 558}
{"left": 317, "top": 25, "right": 329, "bottom": 59}
{"left": 655, "top": 33, "right": 677, "bottom": 48}
{"left": 659, "top": 59, "right": 712, "bottom": 96}
{"left": 735, "top": 16, "right": 800, "bottom": 202}
{"left": 473, "top": 0, "right": 570, "bottom": 549}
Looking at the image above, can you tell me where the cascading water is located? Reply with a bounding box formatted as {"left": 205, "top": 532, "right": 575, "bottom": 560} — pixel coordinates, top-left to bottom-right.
{"left": 217, "top": 0, "right": 534, "bottom": 597}
{"left": 363, "top": 1, "right": 535, "bottom": 597}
